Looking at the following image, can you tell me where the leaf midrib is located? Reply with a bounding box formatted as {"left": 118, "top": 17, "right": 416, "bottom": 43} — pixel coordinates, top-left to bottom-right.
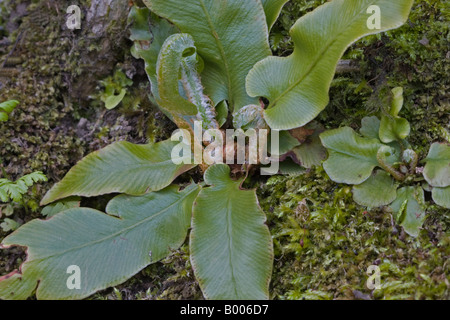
{"left": 224, "top": 187, "right": 239, "bottom": 298}
{"left": 198, "top": 0, "right": 233, "bottom": 107}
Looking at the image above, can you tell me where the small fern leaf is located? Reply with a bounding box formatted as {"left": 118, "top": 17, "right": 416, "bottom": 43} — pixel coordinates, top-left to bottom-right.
{"left": 19, "top": 171, "right": 48, "bottom": 187}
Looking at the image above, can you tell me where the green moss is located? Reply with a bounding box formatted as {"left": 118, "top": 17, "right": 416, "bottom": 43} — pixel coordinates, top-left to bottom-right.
{"left": 255, "top": 167, "right": 449, "bottom": 300}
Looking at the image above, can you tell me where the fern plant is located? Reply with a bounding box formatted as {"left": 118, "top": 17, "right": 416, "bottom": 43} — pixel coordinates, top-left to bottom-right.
{"left": 0, "top": 171, "right": 47, "bottom": 204}
{"left": 0, "top": 0, "right": 414, "bottom": 300}
{"left": 0, "top": 171, "right": 47, "bottom": 232}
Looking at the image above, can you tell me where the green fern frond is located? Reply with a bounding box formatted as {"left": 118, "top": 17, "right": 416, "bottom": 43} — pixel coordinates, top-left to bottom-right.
{"left": 0, "top": 172, "right": 47, "bottom": 203}
{"left": 18, "top": 171, "right": 48, "bottom": 187}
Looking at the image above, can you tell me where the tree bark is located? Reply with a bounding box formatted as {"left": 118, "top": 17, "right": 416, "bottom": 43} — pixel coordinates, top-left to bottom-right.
{"left": 69, "top": 0, "right": 131, "bottom": 102}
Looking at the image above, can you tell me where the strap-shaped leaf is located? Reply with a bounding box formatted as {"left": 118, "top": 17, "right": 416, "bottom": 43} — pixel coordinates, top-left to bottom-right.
{"left": 390, "top": 186, "right": 426, "bottom": 237}
{"left": 157, "top": 33, "right": 203, "bottom": 117}
{"left": 190, "top": 164, "right": 273, "bottom": 300}
{"left": 352, "top": 170, "right": 397, "bottom": 207}
{"left": 423, "top": 143, "right": 450, "bottom": 188}
{"left": 261, "top": 0, "right": 289, "bottom": 30}
{"left": 130, "top": 12, "right": 217, "bottom": 130}
{"left": 0, "top": 184, "right": 200, "bottom": 300}
{"left": 320, "top": 127, "right": 383, "bottom": 185}
{"left": 41, "top": 140, "right": 194, "bottom": 205}
{"left": 158, "top": 33, "right": 219, "bottom": 130}
{"left": 247, "top": 0, "right": 414, "bottom": 130}
{"left": 144, "top": 0, "right": 271, "bottom": 111}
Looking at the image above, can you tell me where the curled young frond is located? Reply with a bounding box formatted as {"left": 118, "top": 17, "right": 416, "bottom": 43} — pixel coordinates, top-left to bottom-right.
{"left": 157, "top": 33, "right": 218, "bottom": 131}
{"left": 180, "top": 54, "right": 218, "bottom": 131}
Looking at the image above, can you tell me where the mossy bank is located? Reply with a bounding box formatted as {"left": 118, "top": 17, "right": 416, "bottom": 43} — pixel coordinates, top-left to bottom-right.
{"left": 0, "top": 0, "right": 448, "bottom": 300}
